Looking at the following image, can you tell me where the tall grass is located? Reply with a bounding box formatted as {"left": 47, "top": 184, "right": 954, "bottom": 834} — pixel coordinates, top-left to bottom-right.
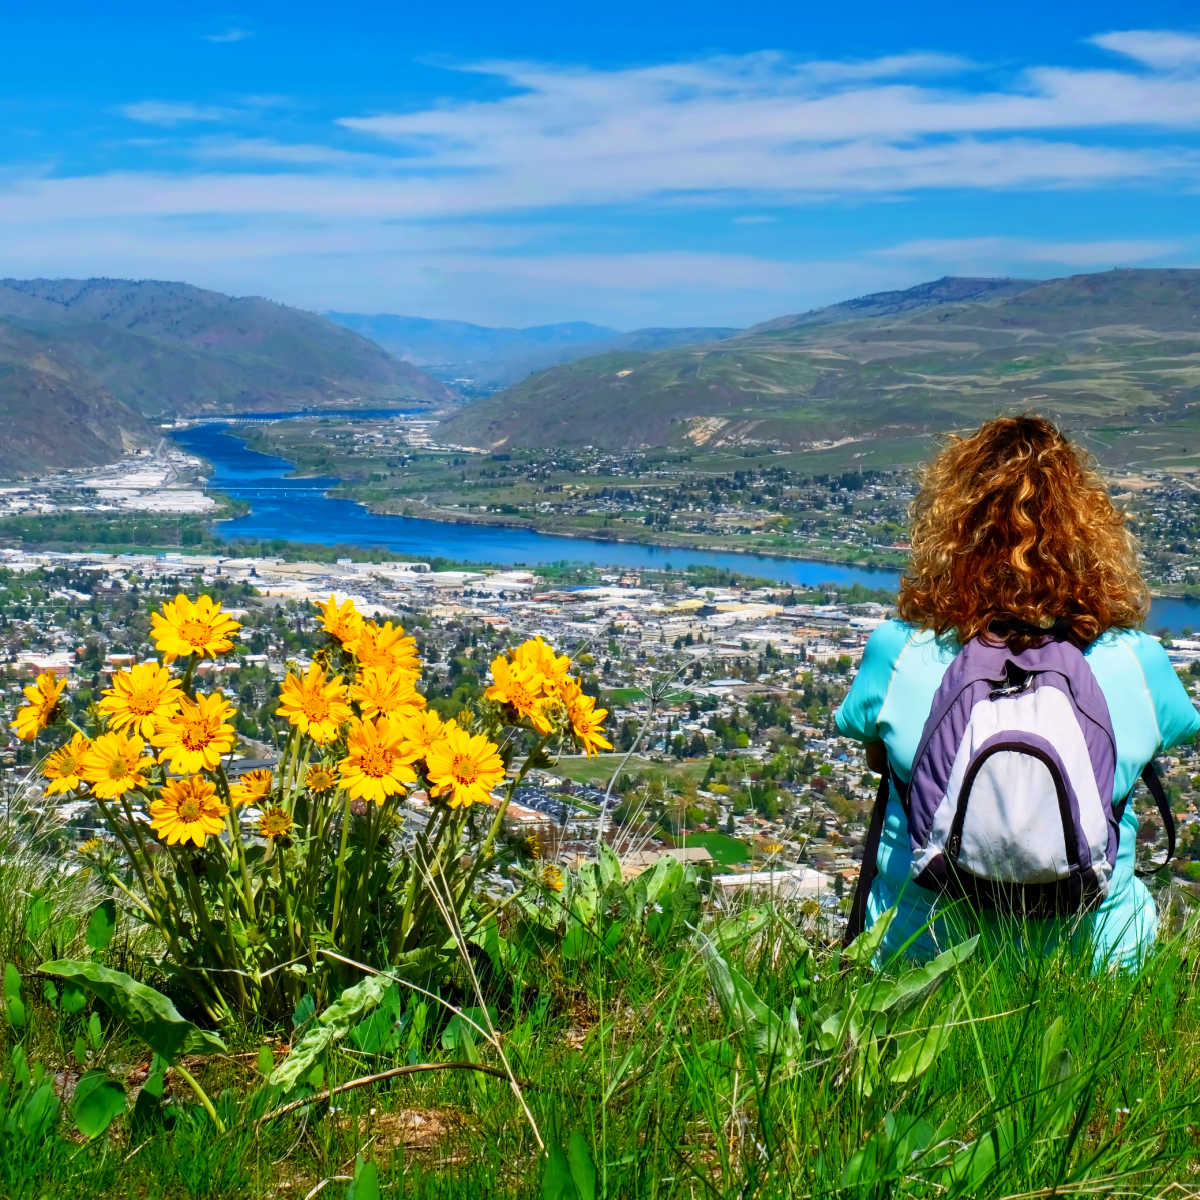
{"left": 6, "top": 879, "right": 1200, "bottom": 1197}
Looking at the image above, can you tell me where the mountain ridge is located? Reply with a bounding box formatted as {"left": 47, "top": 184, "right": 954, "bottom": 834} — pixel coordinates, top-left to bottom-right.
{"left": 325, "top": 310, "right": 739, "bottom": 390}
{"left": 0, "top": 278, "right": 455, "bottom": 473}
{"left": 438, "top": 269, "right": 1200, "bottom": 466}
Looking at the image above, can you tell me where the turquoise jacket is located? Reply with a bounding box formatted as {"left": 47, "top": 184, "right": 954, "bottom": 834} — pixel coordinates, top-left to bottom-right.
{"left": 835, "top": 621, "right": 1200, "bottom": 970}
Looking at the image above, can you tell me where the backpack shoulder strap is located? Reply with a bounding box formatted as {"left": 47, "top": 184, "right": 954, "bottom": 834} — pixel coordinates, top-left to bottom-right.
{"left": 844, "top": 765, "right": 894, "bottom": 946}
{"left": 1134, "top": 760, "right": 1176, "bottom": 877}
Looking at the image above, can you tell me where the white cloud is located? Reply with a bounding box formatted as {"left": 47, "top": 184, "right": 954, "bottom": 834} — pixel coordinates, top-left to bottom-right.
{"left": 120, "top": 101, "right": 232, "bottom": 126}
{"left": 203, "top": 28, "right": 252, "bottom": 44}
{"left": 876, "top": 236, "right": 1185, "bottom": 268}
{"left": 1089, "top": 30, "right": 1200, "bottom": 70}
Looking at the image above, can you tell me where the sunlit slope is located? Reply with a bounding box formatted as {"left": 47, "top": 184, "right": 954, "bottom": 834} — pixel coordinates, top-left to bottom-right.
{"left": 440, "top": 270, "right": 1200, "bottom": 468}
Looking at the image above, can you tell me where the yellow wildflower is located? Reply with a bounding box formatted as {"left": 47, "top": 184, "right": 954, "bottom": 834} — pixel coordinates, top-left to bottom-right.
{"left": 150, "top": 593, "right": 240, "bottom": 662}
{"left": 561, "top": 680, "right": 612, "bottom": 756}
{"left": 397, "top": 708, "right": 449, "bottom": 762}
{"left": 352, "top": 620, "right": 420, "bottom": 676}
{"left": 12, "top": 671, "right": 66, "bottom": 742}
{"left": 150, "top": 691, "right": 237, "bottom": 774}
{"left": 258, "top": 807, "right": 293, "bottom": 840}
{"left": 350, "top": 666, "right": 426, "bottom": 722}
{"left": 229, "top": 767, "right": 273, "bottom": 808}
{"left": 425, "top": 724, "right": 506, "bottom": 809}
{"left": 81, "top": 732, "right": 154, "bottom": 800}
{"left": 149, "top": 776, "right": 229, "bottom": 847}
{"left": 316, "top": 594, "right": 363, "bottom": 648}
{"left": 276, "top": 662, "right": 352, "bottom": 744}
{"left": 98, "top": 662, "right": 183, "bottom": 738}
{"left": 42, "top": 732, "right": 91, "bottom": 795}
{"left": 305, "top": 763, "right": 337, "bottom": 793}
{"left": 485, "top": 656, "right": 552, "bottom": 734}
{"left": 540, "top": 864, "right": 565, "bottom": 893}
{"left": 338, "top": 716, "right": 417, "bottom": 806}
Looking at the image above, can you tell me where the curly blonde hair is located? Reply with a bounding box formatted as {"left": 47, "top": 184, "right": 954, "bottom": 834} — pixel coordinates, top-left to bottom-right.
{"left": 896, "top": 414, "right": 1148, "bottom": 646}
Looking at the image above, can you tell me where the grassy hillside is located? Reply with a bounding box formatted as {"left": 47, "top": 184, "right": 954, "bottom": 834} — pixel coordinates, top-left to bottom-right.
{"left": 440, "top": 269, "right": 1200, "bottom": 470}
{"left": 0, "top": 279, "right": 456, "bottom": 471}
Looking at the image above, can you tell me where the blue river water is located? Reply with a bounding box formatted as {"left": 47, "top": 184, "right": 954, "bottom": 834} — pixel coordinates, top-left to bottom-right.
{"left": 172, "top": 421, "right": 1200, "bottom": 632}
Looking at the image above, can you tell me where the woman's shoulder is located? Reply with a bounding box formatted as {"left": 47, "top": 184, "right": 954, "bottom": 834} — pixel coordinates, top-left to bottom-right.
{"left": 862, "top": 619, "right": 957, "bottom": 672}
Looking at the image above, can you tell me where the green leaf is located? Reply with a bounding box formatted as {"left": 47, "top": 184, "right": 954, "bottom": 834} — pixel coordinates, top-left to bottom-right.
{"left": 292, "top": 992, "right": 316, "bottom": 1032}
{"left": 39, "top": 960, "right": 226, "bottom": 1064}
{"left": 61, "top": 983, "right": 87, "bottom": 1015}
{"left": 85, "top": 900, "right": 117, "bottom": 954}
{"left": 256, "top": 1045, "right": 275, "bottom": 1077}
{"left": 131, "top": 1068, "right": 166, "bottom": 1136}
{"left": 567, "top": 1132, "right": 597, "bottom": 1200}
{"left": 2, "top": 962, "right": 23, "bottom": 1028}
{"left": 42, "top": 979, "right": 59, "bottom": 1008}
{"left": 73, "top": 1070, "right": 126, "bottom": 1139}
{"left": 842, "top": 907, "right": 896, "bottom": 966}
{"left": 346, "top": 1157, "right": 380, "bottom": 1200}
{"left": 887, "top": 999, "right": 962, "bottom": 1084}
{"left": 24, "top": 895, "right": 52, "bottom": 947}
{"left": 698, "top": 934, "right": 801, "bottom": 1059}
{"left": 87, "top": 1011, "right": 104, "bottom": 1052}
{"left": 270, "top": 974, "right": 390, "bottom": 1092}
{"left": 73, "top": 1035, "right": 88, "bottom": 1068}
{"left": 541, "top": 1138, "right": 575, "bottom": 1200}
{"left": 866, "top": 936, "right": 980, "bottom": 1017}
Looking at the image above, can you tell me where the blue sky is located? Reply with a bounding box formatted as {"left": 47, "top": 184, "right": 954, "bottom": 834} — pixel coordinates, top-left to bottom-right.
{"left": 4, "top": 2, "right": 1200, "bottom": 327}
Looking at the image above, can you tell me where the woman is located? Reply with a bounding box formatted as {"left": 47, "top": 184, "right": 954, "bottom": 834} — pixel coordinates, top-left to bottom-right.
{"left": 835, "top": 415, "right": 1199, "bottom": 969}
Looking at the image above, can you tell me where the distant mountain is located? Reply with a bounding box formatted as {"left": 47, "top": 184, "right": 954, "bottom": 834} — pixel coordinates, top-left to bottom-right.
{"left": 325, "top": 311, "right": 740, "bottom": 391}
{"left": 747, "top": 276, "right": 1036, "bottom": 334}
{"left": 0, "top": 278, "right": 455, "bottom": 473}
{"left": 439, "top": 270, "right": 1200, "bottom": 467}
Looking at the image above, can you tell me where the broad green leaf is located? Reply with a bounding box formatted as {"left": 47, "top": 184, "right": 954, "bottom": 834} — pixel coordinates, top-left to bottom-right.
{"left": 73, "top": 1070, "right": 126, "bottom": 1138}
{"left": 3, "top": 961, "right": 20, "bottom": 1002}
{"left": 270, "top": 974, "right": 390, "bottom": 1091}
{"left": 567, "top": 1132, "right": 597, "bottom": 1200}
{"left": 541, "top": 1138, "right": 575, "bottom": 1200}
{"left": 842, "top": 908, "right": 897, "bottom": 967}
{"left": 699, "top": 935, "right": 801, "bottom": 1059}
{"left": 85, "top": 900, "right": 117, "bottom": 954}
{"left": 11, "top": 1044, "right": 30, "bottom": 1088}
{"left": 131, "top": 1068, "right": 166, "bottom": 1135}
{"left": 866, "top": 936, "right": 980, "bottom": 1017}
{"left": 347, "top": 1158, "right": 380, "bottom": 1200}
{"left": 887, "top": 999, "right": 962, "bottom": 1084}
{"left": 61, "top": 983, "right": 87, "bottom": 1015}
{"left": 24, "top": 895, "right": 52, "bottom": 947}
{"left": 40, "top": 960, "right": 226, "bottom": 1063}
{"left": 256, "top": 1045, "right": 275, "bottom": 1077}
{"left": 73, "top": 1035, "right": 87, "bottom": 1068}
{"left": 42, "top": 980, "right": 58, "bottom": 1007}
{"left": 292, "top": 992, "right": 316, "bottom": 1032}
{"left": 18, "top": 1082, "right": 59, "bottom": 1142}
{"left": 87, "top": 1011, "right": 104, "bottom": 1051}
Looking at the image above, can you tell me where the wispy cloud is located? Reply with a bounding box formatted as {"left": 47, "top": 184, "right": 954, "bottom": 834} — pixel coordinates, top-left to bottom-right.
{"left": 1089, "top": 29, "right": 1200, "bottom": 70}
{"left": 876, "top": 236, "right": 1186, "bottom": 268}
{"left": 120, "top": 101, "right": 233, "bottom": 125}
{"left": 203, "top": 27, "right": 253, "bottom": 44}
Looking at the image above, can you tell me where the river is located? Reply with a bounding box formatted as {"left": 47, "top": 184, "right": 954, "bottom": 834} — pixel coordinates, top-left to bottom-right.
{"left": 172, "top": 420, "right": 1200, "bottom": 633}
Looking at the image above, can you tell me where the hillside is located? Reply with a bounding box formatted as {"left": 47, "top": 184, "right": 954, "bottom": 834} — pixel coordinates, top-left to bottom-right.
{"left": 439, "top": 269, "right": 1200, "bottom": 468}
{"left": 0, "top": 278, "right": 455, "bottom": 472}
{"left": 326, "top": 311, "right": 739, "bottom": 390}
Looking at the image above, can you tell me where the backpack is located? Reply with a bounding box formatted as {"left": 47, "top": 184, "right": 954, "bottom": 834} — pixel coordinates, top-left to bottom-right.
{"left": 844, "top": 631, "right": 1175, "bottom": 944}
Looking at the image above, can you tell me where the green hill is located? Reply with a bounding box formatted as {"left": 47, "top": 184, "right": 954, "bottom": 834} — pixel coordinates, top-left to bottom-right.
{"left": 439, "top": 269, "right": 1200, "bottom": 469}
{"left": 0, "top": 278, "right": 455, "bottom": 472}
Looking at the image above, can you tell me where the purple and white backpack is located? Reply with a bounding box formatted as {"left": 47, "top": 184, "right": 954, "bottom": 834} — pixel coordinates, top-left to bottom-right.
{"left": 845, "top": 631, "right": 1173, "bottom": 941}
